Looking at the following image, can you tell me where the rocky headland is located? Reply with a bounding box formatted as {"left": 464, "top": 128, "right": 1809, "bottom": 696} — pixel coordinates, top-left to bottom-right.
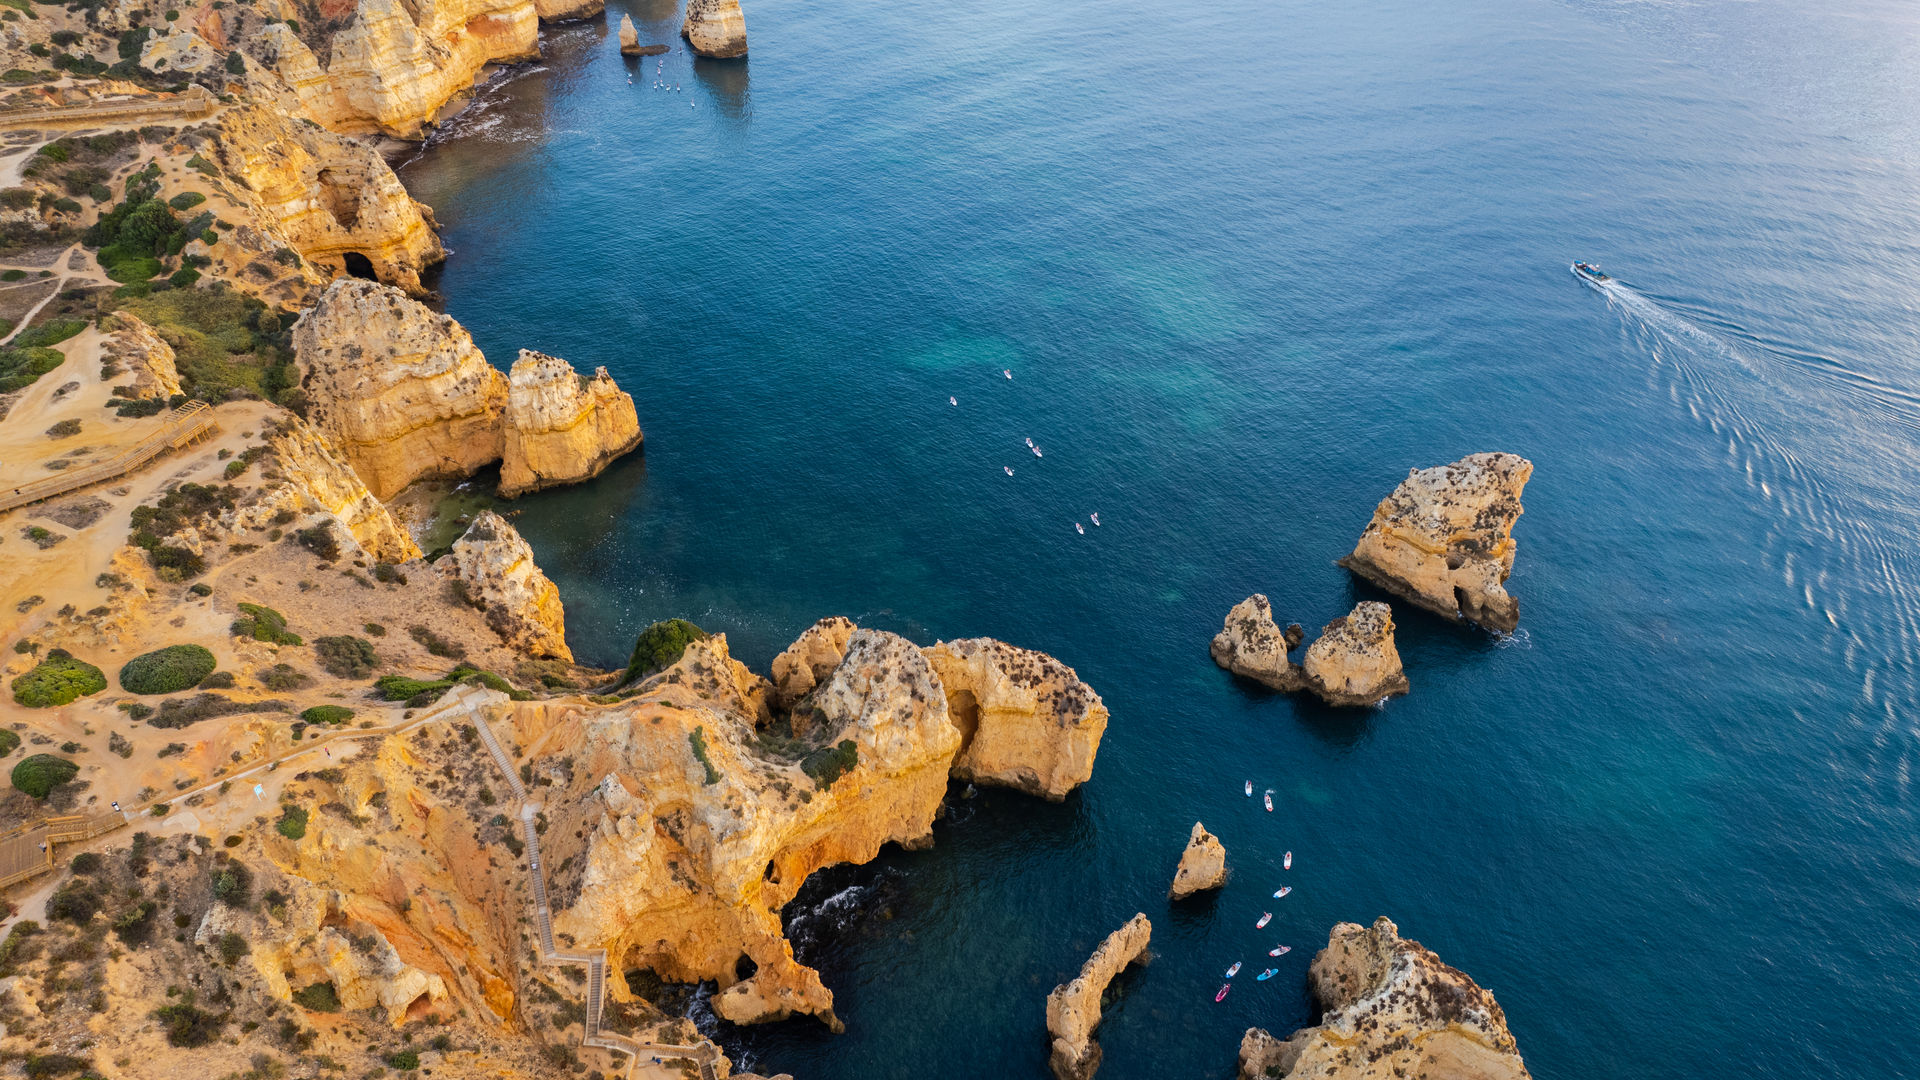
{"left": 1238, "top": 917, "right": 1532, "bottom": 1080}
{"left": 1339, "top": 452, "right": 1533, "bottom": 632}
{"left": 683, "top": 0, "right": 749, "bottom": 58}
{"left": 1212, "top": 595, "right": 1408, "bottom": 706}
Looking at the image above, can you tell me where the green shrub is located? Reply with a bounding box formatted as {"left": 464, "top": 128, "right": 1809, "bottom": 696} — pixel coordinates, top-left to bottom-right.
{"left": 12, "top": 754, "right": 78, "bottom": 799}
{"left": 21, "top": 1053, "right": 91, "bottom": 1078}
{"left": 196, "top": 671, "right": 233, "bottom": 689}
{"left": 407, "top": 625, "right": 464, "bottom": 660}
{"left": 299, "top": 705, "right": 353, "bottom": 725}
{"left": 152, "top": 1002, "right": 221, "bottom": 1047}
{"left": 167, "top": 191, "right": 205, "bottom": 211}
{"left": 113, "top": 900, "right": 157, "bottom": 945}
{"left": 386, "top": 1050, "right": 419, "bottom": 1071}
{"left": 69, "top": 851, "right": 101, "bottom": 875}
{"left": 0, "top": 268, "right": 22, "bottom": 281}
{"left": 46, "top": 879, "right": 102, "bottom": 923}
{"left": 290, "top": 981, "right": 340, "bottom": 1012}
{"left": 217, "top": 930, "right": 248, "bottom": 963}
{"left": 13, "top": 319, "right": 85, "bottom": 349}
{"left": 209, "top": 860, "right": 250, "bottom": 906}
{"left": 622, "top": 619, "right": 708, "bottom": 686}
{"left": 293, "top": 524, "right": 339, "bottom": 561}
{"left": 223, "top": 50, "right": 245, "bottom": 75}
{"left": 688, "top": 727, "right": 720, "bottom": 785}
{"left": 168, "top": 266, "right": 199, "bottom": 289}
{"left": 11, "top": 650, "right": 105, "bottom": 707}
{"left": 231, "top": 603, "right": 301, "bottom": 645}
{"left": 313, "top": 635, "right": 378, "bottom": 678}
{"left": 800, "top": 740, "right": 859, "bottom": 790}
{"left": 0, "top": 730, "right": 19, "bottom": 757}
{"left": 117, "top": 644, "right": 217, "bottom": 694}
{"left": 373, "top": 676, "right": 453, "bottom": 706}
{"left": 189, "top": 583, "right": 212, "bottom": 597}
{"left": 275, "top": 804, "right": 307, "bottom": 840}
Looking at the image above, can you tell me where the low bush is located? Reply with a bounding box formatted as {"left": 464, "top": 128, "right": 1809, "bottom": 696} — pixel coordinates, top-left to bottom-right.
{"left": 210, "top": 859, "right": 250, "bottom": 906}
{"left": 217, "top": 930, "right": 248, "bottom": 963}
{"left": 800, "top": 740, "right": 859, "bottom": 790}
{"left": 148, "top": 693, "right": 288, "bottom": 728}
{"left": 407, "top": 625, "right": 464, "bottom": 660}
{"left": 275, "top": 804, "right": 307, "bottom": 840}
{"left": 11, "top": 753, "right": 78, "bottom": 798}
{"left": 688, "top": 727, "right": 721, "bottom": 785}
{"left": 0, "top": 730, "right": 18, "bottom": 757}
{"left": 197, "top": 671, "right": 234, "bottom": 689}
{"left": 45, "top": 879, "right": 100, "bottom": 923}
{"left": 259, "top": 664, "right": 310, "bottom": 692}
{"left": 313, "top": 635, "right": 378, "bottom": 679}
{"left": 21, "top": 1054, "right": 91, "bottom": 1078}
{"left": 167, "top": 191, "right": 205, "bottom": 211}
{"left": 117, "top": 643, "right": 217, "bottom": 694}
{"left": 112, "top": 900, "right": 157, "bottom": 945}
{"left": 293, "top": 524, "right": 339, "bottom": 561}
{"left": 290, "top": 981, "right": 340, "bottom": 1012}
{"left": 231, "top": 603, "right": 301, "bottom": 645}
{"left": 69, "top": 852, "right": 100, "bottom": 875}
{"left": 299, "top": 705, "right": 354, "bottom": 725}
{"left": 153, "top": 1002, "right": 222, "bottom": 1047}
{"left": 44, "top": 418, "right": 79, "bottom": 437}
{"left": 386, "top": 1050, "right": 419, "bottom": 1071}
{"left": 373, "top": 675, "right": 453, "bottom": 707}
{"left": 10, "top": 649, "right": 104, "bottom": 707}
{"left": 621, "top": 619, "right": 708, "bottom": 686}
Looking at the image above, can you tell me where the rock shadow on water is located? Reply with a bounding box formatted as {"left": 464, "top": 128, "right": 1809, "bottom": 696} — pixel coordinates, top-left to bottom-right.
{"left": 693, "top": 54, "right": 751, "bottom": 123}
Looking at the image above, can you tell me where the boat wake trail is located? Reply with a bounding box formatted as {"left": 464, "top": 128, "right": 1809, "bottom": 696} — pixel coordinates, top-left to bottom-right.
{"left": 1584, "top": 272, "right": 1920, "bottom": 802}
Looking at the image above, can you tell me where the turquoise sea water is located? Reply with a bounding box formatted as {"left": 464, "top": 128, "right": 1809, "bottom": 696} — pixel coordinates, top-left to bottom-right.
{"left": 398, "top": 0, "right": 1920, "bottom": 1075}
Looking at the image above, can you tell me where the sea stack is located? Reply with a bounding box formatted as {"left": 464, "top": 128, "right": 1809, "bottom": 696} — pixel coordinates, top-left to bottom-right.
{"left": 682, "top": 0, "right": 747, "bottom": 57}
{"left": 1237, "top": 917, "right": 1532, "bottom": 1080}
{"left": 1339, "top": 452, "right": 1533, "bottom": 631}
{"left": 1299, "top": 602, "right": 1409, "bottom": 707}
{"left": 1168, "top": 822, "right": 1227, "bottom": 899}
{"left": 1047, "top": 914, "right": 1151, "bottom": 1080}
{"left": 1211, "top": 593, "right": 1305, "bottom": 690}
{"left": 499, "top": 349, "right": 644, "bottom": 498}
{"left": 618, "top": 13, "right": 642, "bottom": 54}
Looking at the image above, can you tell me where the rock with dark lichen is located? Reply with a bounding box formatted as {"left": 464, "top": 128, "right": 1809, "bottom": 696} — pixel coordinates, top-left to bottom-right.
{"left": 1211, "top": 593, "right": 1304, "bottom": 690}
{"left": 1047, "top": 913, "right": 1150, "bottom": 1080}
{"left": 1238, "top": 916, "right": 1531, "bottom": 1080}
{"left": 1339, "top": 452, "right": 1532, "bottom": 631}
{"left": 1168, "top": 821, "right": 1226, "bottom": 899}
{"left": 1299, "top": 602, "right": 1408, "bottom": 706}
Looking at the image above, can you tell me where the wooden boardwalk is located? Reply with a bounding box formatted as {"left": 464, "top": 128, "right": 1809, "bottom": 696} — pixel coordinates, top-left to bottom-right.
{"left": 0, "top": 85, "right": 216, "bottom": 132}
{"left": 0, "top": 401, "right": 218, "bottom": 514}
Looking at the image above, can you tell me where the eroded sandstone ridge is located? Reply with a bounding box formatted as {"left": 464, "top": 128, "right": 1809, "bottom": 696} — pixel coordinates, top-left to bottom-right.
{"left": 1238, "top": 917, "right": 1531, "bottom": 1080}
{"left": 1299, "top": 602, "right": 1408, "bottom": 707}
{"left": 296, "top": 279, "right": 508, "bottom": 498}
{"left": 1212, "top": 596, "right": 1405, "bottom": 706}
{"left": 536, "top": 0, "right": 605, "bottom": 22}
{"left": 263, "top": 416, "right": 423, "bottom": 564}
{"left": 255, "top": 0, "right": 541, "bottom": 138}
{"left": 1169, "top": 821, "right": 1226, "bottom": 900}
{"left": 294, "top": 280, "right": 643, "bottom": 499}
{"left": 214, "top": 100, "right": 446, "bottom": 295}
{"left": 499, "top": 349, "right": 644, "bottom": 497}
{"left": 1210, "top": 593, "right": 1304, "bottom": 690}
{"left": 1046, "top": 913, "right": 1151, "bottom": 1080}
{"left": 99, "top": 312, "right": 183, "bottom": 401}
{"left": 682, "top": 0, "right": 748, "bottom": 57}
{"left": 1339, "top": 452, "right": 1532, "bottom": 632}
{"left": 924, "top": 637, "right": 1108, "bottom": 801}
{"left": 439, "top": 511, "right": 572, "bottom": 660}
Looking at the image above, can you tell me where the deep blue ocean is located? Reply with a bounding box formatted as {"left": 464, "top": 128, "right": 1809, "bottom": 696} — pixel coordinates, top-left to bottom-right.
{"left": 398, "top": 0, "right": 1920, "bottom": 1075}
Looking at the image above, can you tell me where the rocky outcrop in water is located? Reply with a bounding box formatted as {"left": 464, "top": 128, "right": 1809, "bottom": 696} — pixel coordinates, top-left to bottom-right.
{"left": 923, "top": 637, "right": 1108, "bottom": 801}
{"left": 618, "top": 13, "right": 643, "bottom": 54}
{"left": 1211, "top": 596, "right": 1405, "bottom": 706}
{"left": 99, "top": 313, "right": 182, "bottom": 400}
{"left": 438, "top": 511, "right": 571, "bottom": 660}
{"left": 1211, "top": 593, "right": 1305, "bottom": 690}
{"left": 213, "top": 100, "right": 446, "bottom": 295}
{"left": 682, "top": 0, "right": 747, "bottom": 57}
{"left": 294, "top": 279, "right": 508, "bottom": 499}
{"left": 1237, "top": 917, "right": 1531, "bottom": 1080}
{"left": 1046, "top": 913, "right": 1150, "bottom": 1080}
{"left": 499, "top": 349, "right": 644, "bottom": 498}
{"left": 1169, "top": 821, "right": 1226, "bottom": 899}
{"left": 1339, "top": 452, "right": 1532, "bottom": 631}
{"left": 1300, "top": 602, "right": 1408, "bottom": 706}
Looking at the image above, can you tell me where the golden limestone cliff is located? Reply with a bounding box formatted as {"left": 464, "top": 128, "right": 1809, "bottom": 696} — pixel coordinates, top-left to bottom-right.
{"left": 1210, "top": 593, "right": 1304, "bottom": 690}
{"left": 294, "top": 278, "right": 509, "bottom": 499}
{"left": 499, "top": 349, "right": 644, "bottom": 498}
{"left": 536, "top": 0, "right": 605, "bottom": 22}
{"left": 1046, "top": 914, "right": 1151, "bottom": 1080}
{"left": 212, "top": 97, "right": 446, "bottom": 294}
{"left": 256, "top": 0, "right": 540, "bottom": 138}
{"left": 98, "top": 312, "right": 184, "bottom": 400}
{"left": 923, "top": 637, "right": 1108, "bottom": 801}
{"left": 682, "top": 0, "right": 748, "bottom": 58}
{"left": 1238, "top": 917, "right": 1531, "bottom": 1080}
{"left": 1340, "top": 452, "right": 1533, "bottom": 632}
{"left": 438, "top": 511, "right": 572, "bottom": 660}
{"left": 259, "top": 415, "right": 424, "bottom": 563}
{"left": 293, "top": 281, "right": 644, "bottom": 499}
{"left": 482, "top": 619, "right": 1109, "bottom": 1034}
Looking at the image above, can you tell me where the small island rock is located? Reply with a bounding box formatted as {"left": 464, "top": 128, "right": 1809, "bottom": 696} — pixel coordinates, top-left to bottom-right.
{"left": 1339, "top": 452, "right": 1532, "bottom": 631}
{"left": 1047, "top": 913, "right": 1151, "bottom": 1080}
{"left": 618, "top": 13, "right": 642, "bottom": 54}
{"left": 924, "top": 637, "right": 1108, "bottom": 801}
{"left": 1168, "top": 821, "right": 1227, "bottom": 899}
{"left": 1299, "top": 602, "right": 1408, "bottom": 707}
{"left": 1238, "top": 916, "right": 1531, "bottom": 1080}
{"left": 682, "top": 0, "right": 747, "bottom": 57}
{"left": 1211, "top": 593, "right": 1305, "bottom": 690}
{"left": 499, "top": 349, "right": 644, "bottom": 497}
